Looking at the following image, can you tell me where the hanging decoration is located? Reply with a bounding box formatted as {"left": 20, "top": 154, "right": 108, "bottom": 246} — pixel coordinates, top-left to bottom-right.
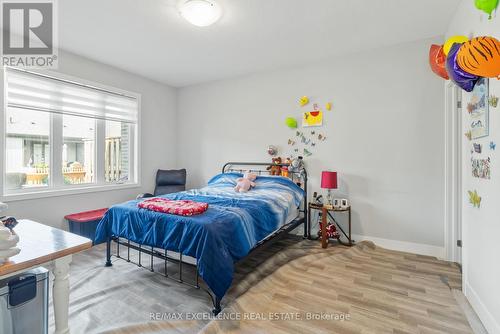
{"left": 468, "top": 190, "right": 482, "bottom": 208}
{"left": 457, "top": 36, "right": 500, "bottom": 78}
{"left": 472, "top": 157, "right": 491, "bottom": 179}
{"left": 285, "top": 117, "right": 298, "bottom": 129}
{"left": 474, "top": 0, "right": 499, "bottom": 19}
{"left": 443, "top": 35, "right": 469, "bottom": 55}
{"left": 428, "top": 44, "right": 449, "bottom": 80}
{"left": 446, "top": 43, "right": 479, "bottom": 92}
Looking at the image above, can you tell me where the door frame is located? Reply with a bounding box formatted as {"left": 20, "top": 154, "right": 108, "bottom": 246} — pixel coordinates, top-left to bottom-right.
{"left": 444, "top": 81, "right": 463, "bottom": 265}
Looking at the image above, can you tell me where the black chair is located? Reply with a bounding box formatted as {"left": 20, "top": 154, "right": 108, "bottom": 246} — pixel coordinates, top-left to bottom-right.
{"left": 137, "top": 169, "right": 186, "bottom": 199}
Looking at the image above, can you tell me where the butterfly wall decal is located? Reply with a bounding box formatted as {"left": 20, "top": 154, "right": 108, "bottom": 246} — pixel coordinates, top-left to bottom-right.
{"left": 318, "top": 134, "right": 326, "bottom": 141}
{"left": 303, "top": 148, "right": 312, "bottom": 157}
{"left": 490, "top": 141, "right": 496, "bottom": 150}
{"left": 464, "top": 131, "right": 472, "bottom": 141}
{"left": 489, "top": 95, "right": 498, "bottom": 108}
{"left": 468, "top": 190, "right": 481, "bottom": 208}
{"left": 310, "top": 131, "right": 315, "bottom": 135}
{"left": 288, "top": 139, "right": 296, "bottom": 146}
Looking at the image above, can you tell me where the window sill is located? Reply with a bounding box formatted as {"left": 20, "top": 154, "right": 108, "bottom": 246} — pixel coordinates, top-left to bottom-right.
{"left": 1, "top": 182, "right": 141, "bottom": 202}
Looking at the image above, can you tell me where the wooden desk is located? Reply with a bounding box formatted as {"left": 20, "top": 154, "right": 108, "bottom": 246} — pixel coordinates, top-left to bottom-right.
{"left": 0, "top": 219, "right": 92, "bottom": 334}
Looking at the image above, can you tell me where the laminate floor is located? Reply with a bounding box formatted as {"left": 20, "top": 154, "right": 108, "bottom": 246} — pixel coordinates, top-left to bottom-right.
{"left": 48, "top": 235, "right": 473, "bottom": 334}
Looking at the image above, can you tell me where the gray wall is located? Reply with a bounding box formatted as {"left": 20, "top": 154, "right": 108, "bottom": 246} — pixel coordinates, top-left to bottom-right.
{"left": 177, "top": 37, "right": 445, "bottom": 249}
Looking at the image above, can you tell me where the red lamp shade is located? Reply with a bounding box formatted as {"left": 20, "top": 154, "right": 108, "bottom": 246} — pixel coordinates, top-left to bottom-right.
{"left": 321, "top": 171, "right": 337, "bottom": 189}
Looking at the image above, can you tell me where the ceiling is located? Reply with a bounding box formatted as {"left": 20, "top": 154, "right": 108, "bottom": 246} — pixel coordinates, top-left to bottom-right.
{"left": 59, "top": 0, "right": 461, "bottom": 87}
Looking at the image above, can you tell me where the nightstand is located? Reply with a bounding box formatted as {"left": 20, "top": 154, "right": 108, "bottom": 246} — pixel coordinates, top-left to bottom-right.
{"left": 308, "top": 202, "right": 353, "bottom": 248}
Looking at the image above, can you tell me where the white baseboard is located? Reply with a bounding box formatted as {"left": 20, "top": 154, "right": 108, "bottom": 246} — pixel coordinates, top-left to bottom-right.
{"left": 466, "top": 282, "right": 500, "bottom": 334}
{"left": 352, "top": 234, "right": 445, "bottom": 259}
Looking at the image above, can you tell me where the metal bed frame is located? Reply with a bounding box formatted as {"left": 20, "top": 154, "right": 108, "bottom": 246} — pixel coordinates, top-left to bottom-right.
{"left": 104, "top": 162, "right": 308, "bottom": 315}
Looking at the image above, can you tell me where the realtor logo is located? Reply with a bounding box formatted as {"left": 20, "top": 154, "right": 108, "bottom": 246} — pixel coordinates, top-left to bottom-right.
{"left": 1, "top": 0, "right": 58, "bottom": 68}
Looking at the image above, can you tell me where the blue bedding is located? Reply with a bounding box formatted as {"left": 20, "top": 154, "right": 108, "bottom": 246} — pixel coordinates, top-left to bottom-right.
{"left": 95, "top": 173, "right": 304, "bottom": 299}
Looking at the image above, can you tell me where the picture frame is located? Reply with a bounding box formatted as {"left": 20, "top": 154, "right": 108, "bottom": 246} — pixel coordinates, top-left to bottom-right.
{"left": 469, "top": 78, "right": 489, "bottom": 139}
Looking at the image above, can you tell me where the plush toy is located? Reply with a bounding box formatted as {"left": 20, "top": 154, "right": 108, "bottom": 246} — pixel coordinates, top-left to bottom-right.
{"left": 234, "top": 172, "right": 257, "bottom": 193}
{"left": 288, "top": 156, "right": 305, "bottom": 174}
{"left": 267, "top": 157, "right": 282, "bottom": 176}
{"left": 281, "top": 157, "right": 292, "bottom": 177}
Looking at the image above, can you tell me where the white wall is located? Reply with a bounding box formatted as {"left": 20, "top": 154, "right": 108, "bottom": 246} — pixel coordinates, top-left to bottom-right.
{"left": 447, "top": 2, "right": 500, "bottom": 333}
{"left": 2, "top": 50, "right": 178, "bottom": 230}
{"left": 177, "top": 37, "right": 445, "bottom": 254}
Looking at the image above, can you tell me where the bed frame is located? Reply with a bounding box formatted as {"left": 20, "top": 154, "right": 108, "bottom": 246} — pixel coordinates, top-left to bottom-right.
{"left": 104, "top": 162, "right": 308, "bottom": 315}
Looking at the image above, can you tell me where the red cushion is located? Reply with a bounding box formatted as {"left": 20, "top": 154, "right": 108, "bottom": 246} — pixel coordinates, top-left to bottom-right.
{"left": 138, "top": 198, "right": 208, "bottom": 216}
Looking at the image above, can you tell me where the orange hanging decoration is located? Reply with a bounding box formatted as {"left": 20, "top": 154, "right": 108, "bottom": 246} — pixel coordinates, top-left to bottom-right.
{"left": 457, "top": 36, "right": 500, "bottom": 79}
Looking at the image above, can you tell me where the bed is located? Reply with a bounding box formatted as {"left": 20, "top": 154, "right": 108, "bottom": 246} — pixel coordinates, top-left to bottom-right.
{"left": 95, "top": 162, "right": 308, "bottom": 314}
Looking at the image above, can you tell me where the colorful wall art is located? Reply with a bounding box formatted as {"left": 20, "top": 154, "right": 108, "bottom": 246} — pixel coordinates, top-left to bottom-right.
{"left": 471, "top": 157, "right": 491, "bottom": 179}
{"left": 302, "top": 111, "right": 323, "bottom": 127}
{"left": 468, "top": 78, "right": 489, "bottom": 139}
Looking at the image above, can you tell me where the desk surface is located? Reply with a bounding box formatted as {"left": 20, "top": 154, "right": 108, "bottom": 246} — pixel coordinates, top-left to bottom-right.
{"left": 0, "top": 219, "right": 92, "bottom": 277}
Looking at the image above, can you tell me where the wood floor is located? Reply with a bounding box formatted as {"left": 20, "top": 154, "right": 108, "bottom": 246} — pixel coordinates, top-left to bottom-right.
{"left": 202, "top": 240, "right": 470, "bottom": 334}
{"left": 54, "top": 235, "right": 471, "bottom": 334}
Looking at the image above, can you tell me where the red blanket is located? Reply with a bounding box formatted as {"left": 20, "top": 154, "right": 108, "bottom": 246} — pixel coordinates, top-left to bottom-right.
{"left": 138, "top": 198, "right": 209, "bottom": 216}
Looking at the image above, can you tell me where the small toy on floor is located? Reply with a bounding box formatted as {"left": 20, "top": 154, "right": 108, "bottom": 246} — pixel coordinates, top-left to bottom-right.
{"left": 234, "top": 172, "right": 257, "bottom": 192}
{"left": 318, "top": 221, "right": 340, "bottom": 239}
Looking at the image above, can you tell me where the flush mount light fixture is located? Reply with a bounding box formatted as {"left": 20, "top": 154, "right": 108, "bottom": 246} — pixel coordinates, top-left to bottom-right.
{"left": 178, "top": 0, "right": 222, "bottom": 27}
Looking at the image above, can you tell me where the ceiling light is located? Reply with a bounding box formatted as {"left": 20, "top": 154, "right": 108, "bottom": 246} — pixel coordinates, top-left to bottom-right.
{"left": 178, "top": 0, "right": 222, "bottom": 27}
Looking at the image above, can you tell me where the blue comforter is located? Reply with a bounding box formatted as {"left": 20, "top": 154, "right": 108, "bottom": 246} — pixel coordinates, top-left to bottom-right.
{"left": 95, "top": 173, "right": 304, "bottom": 299}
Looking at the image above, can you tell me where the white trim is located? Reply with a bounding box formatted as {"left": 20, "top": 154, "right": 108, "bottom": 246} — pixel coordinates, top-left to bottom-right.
{"left": 444, "top": 81, "right": 463, "bottom": 263}
{"left": 465, "top": 282, "right": 500, "bottom": 334}
{"left": 1, "top": 182, "right": 140, "bottom": 202}
{"left": 352, "top": 234, "right": 445, "bottom": 259}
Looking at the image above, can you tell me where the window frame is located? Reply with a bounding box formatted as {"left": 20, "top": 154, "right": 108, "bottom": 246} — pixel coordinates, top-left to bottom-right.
{"left": 0, "top": 68, "right": 141, "bottom": 201}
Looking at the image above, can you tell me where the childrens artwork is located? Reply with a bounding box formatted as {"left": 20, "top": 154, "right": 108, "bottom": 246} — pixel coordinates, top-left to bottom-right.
{"left": 473, "top": 143, "right": 482, "bottom": 153}
{"left": 471, "top": 157, "right": 491, "bottom": 179}
{"left": 469, "top": 78, "right": 489, "bottom": 139}
{"left": 302, "top": 111, "right": 323, "bottom": 127}
{"left": 468, "top": 190, "right": 481, "bottom": 208}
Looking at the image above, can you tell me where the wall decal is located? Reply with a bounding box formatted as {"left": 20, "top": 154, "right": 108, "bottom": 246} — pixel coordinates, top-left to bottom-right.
{"left": 468, "top": 190, "right": 481, "bottom": 208}
{"left": 303, "top": 148, "right": 312, "bottom": 157}
{"left": 472, "top": 157, "right": 491, "bottom": 179}
{"left": 310, "top": 130, "right": 315, "bottom": 135}
{"left": 465, "top": 131, "right": 472, "bottom": 141}
{"left": 318, "top": 134, "right": 326, "bottom": 141}
{"left": 473, "top": 143, "right": 482, "bottom": 153}
{"left": 299, "top": 96, "right": 309, "bottom": 107}
{"left": 490, "top": 141, "right": 496, "bottom": 150}
{"left": 267, "top": 145, "right": 278, "bottom": 156}
{"left": 288, "top": 139, "right": 296, "bottom": 146}
{"left": 285, "top": 117, "right": 298, "bottom": 129}
{"left": 469, "top": 78, "right": 489, "bottom": 139}
{"left": 326, "top": 102, "right": 332, "bottom": 111}
{"left": 302, "top": 111, "right": 323, "bottom": 127}
{"left": 490, "top": 95, "right": 498, "bottom": 108}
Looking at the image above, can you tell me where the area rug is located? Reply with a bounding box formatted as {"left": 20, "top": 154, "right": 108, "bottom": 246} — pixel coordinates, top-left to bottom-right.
{"left": 48, "top": 237, "right": 471, "bottom": 334}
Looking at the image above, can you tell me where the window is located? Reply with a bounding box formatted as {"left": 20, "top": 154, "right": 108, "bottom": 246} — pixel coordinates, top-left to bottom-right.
{"left": 3, "top": 68, "right": 140, "bottom": 198}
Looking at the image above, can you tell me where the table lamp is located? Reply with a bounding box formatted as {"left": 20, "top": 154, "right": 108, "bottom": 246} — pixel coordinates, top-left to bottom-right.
{"left": 321, "top": 171, "right": 337, "bottom": 207}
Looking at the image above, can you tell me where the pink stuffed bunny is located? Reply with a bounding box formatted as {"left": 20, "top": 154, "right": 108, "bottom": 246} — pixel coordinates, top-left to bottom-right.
{"left": 234, "top": 172, "right": 257, "bottom": 193}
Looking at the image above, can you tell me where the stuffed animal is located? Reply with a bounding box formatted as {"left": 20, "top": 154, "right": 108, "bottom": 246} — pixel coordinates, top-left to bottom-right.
{"left": 267, "top": 157, "right": 282, "bottom": 176}
{"left": 281, "top": 157, "right": 292, "bottom": 177}
{"left": 234, "top": 172, "right": 257, "bottom": 193}
{"left": 289, "top": 156, "right": 305, "bottom": 174}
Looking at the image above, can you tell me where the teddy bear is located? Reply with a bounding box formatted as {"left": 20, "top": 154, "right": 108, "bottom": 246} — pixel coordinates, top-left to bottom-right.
{"left": 267, "top": 157, "right": 282, "bottom": 176}
{"left": 288, "top": 156, "right": 305, "bottom": 174}
{"left": 281, "top": 157, "right": 292, "bottom": 177}
{"left": 234, "top": 172, "right": 257, "bottom": 192}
